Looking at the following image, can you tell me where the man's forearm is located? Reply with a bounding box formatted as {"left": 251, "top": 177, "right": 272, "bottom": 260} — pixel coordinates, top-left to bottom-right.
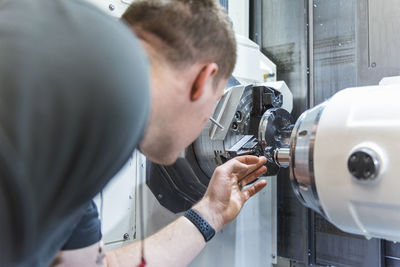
{"left": 106, "top": 215, "right": 207, "bottom": 267}
{"left": 105, "top": 156, "right": 267, "bottom": 267}
{"left": 53, "top": 156, "right": 265, "bottom": 267}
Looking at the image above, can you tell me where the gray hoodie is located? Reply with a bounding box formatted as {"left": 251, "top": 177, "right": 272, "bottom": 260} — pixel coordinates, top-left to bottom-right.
{"left": 0, "top": 0, "right": 149, "bottom": 265}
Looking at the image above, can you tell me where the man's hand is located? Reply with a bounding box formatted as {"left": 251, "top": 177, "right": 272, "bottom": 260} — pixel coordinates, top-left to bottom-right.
{"left": 193, "top": 155, "right": 267, "bottom": 231}
{"left": 54, "top": 156, "right": 267, "bottom": 267}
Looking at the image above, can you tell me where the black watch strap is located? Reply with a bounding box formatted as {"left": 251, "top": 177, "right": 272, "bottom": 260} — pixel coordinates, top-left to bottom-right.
{"left": 184, "top": 208, "right": 215, "bottom": 242}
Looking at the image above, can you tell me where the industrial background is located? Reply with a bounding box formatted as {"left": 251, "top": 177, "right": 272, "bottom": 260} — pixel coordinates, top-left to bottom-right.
{"left": 87, "top": 0, "right": 400, "bottom": 266}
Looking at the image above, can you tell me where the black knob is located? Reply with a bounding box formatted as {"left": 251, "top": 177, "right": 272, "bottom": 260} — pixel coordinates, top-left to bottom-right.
{"left": 347, "top": 150, "right": 378, "bottom": 180}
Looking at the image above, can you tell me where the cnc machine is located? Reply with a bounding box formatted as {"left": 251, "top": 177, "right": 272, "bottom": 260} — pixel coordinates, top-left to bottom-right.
{"left": 87, "top": 0, "right": 400, "bottom": 266}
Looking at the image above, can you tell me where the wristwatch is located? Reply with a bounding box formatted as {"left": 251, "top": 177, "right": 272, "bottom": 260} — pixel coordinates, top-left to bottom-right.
{"left": 184, "top": 208, "right": 216, "bottom": 242}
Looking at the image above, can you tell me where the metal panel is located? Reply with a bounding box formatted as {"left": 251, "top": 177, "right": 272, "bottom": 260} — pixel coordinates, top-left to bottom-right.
{"left": 385, "top": 242, "right": 400, "bottom": 267}
{"left": 261, "top": 0, "right": 394, "bottom": 266}
{"left": 310, "top": 1, "right": 382, "bottom": 266}
{"left": 314, "top": 214, "right": 382, "bottom": 267}
{"left": 219, "top": 0, "right": 228, "bottom": 11}
{"left": 261, "top": 0, "right": 309, "bottom": 119}
{"left": 386, "top": 242, "right": 400, "bottom": 259}
{"left": 312, "top": 1, "right": 387, "bottom": 266}
{"left": 357, "top": 0, "right": 400, "bottom": 86}
{"left": 386, "top": 258, "right": 400, "bottom": 267}
{"left": 84, "top": 0, "right": 130, "bottom": 17}
{"left": 94, "top": 155, "right": 137, "bottom": 248}
{"left": 228, "top": 1, "right": 249, "bottom": 37}
{"left": 261, "top": 0, "right": 310, "bottom": 263}
{"left": 250, "top": 0, "right": 262, "bottom": 46}
{"left": 139, "top": 163, "right": 278, "bottom": 267}
{"left": 315, "top": 233, "right": 381, "bottom": 266}
{"left": 312, "top": 0, "right": 357, "bottom": 104}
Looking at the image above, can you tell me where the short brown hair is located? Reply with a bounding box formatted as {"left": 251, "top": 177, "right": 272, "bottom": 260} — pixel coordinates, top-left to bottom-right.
{"left": 121, "top": 0, "right": 236, "bottom": 81}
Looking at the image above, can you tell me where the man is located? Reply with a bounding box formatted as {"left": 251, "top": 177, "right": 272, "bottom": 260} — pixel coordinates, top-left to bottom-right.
{"left": 0, "top": 0, "right": 267, "bottom": 266}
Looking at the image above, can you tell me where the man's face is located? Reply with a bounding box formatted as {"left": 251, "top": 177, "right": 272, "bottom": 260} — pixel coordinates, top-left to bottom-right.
{"left": 135, "top": 33, "right": 229, "bottom": 165}
{"left": 139, "top": 73, "right": 227, "bottom": 166}
{"left": 176, "top": 78, "right": 227, "bottom": 154}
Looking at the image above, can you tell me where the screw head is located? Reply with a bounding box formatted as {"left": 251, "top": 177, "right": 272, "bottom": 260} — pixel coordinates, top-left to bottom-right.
{"left": 234, "top": 111, "right": 242, "bottom": 121}
{"left": 109, "top": 4, "right": 115, "bottom": 11}
{"left": 123, "top": 233, "right": 129, "bottom": 240}
{"left": 231, "top": 122, "right": 238, "bottom": 130}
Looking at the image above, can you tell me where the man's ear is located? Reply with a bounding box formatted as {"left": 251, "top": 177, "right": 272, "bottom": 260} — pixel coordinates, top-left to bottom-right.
{"left": 190, "top": 63, "right": 218, "bottom": 101}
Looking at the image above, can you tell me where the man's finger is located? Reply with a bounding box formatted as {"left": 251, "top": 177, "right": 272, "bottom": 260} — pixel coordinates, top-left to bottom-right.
{"left": 239, "top": 165, "right": 267, "bottom": 186}
{"left": 220, "top": 156, "right": 267, "bottom": 183}
{"left": 233, "top": 156, "right": 267, "bottom": 173}
{"left": 236, "top": 155, "right": 267, "bottom": 165}
{"left": 235, "top": 157, "right": 266, "bottom": 180}
{"left": 242, "top": 180, "right": 268, "bottom": 201}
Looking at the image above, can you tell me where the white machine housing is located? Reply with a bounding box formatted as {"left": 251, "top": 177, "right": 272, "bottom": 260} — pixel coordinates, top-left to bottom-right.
{"left": 315, "top": 84, "right": 400, "bottom": 241}
{"left": 290, "top": 80, "right": 400, "bottom": 242}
